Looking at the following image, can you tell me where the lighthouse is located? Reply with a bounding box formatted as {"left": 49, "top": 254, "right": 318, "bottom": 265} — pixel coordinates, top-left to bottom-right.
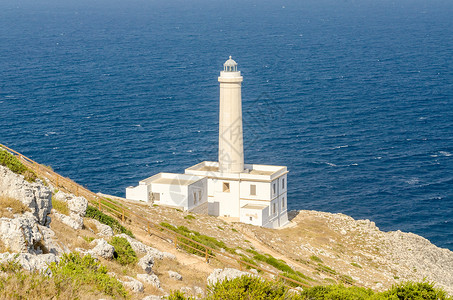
{"left": 126, "top": 56, "right": 289, "bottom": 228}
{"left": 218, "top": 56, "right": 244, "bottom": 173}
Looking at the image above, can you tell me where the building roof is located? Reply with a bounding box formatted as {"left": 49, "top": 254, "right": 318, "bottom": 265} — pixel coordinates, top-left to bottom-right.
{"left": 185, "top": 161, "right": 287, "bottom": 181}
{"left": 224, "top": 56, "right": 237, "bottom": 67}
{"left": 140, "top": 173, "right": 204, "bottom": 186}
{"left": 241, "top": 204, "right": 267, "bottom": 210}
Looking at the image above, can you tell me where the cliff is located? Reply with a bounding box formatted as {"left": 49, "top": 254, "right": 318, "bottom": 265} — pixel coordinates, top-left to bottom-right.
{"left": 1, "top": 160, "right": 453, "bottom": 299}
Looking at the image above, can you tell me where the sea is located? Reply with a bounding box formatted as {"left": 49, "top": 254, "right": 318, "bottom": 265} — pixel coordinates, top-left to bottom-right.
{"left": 1, "top": 0, "right": 452, "bottom": 249}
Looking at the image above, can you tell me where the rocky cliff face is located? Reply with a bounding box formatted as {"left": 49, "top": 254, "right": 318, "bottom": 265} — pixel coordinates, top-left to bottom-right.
{"left": 0, "top": 165, "right": 52, "bottom": 225}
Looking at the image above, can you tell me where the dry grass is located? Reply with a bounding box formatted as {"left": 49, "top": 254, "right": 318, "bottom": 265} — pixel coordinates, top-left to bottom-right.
{"left": 84, "top": 218, "right": 100, "bottom": 234}
{"left": 0, "top": 195, "right": 30, "bottom": 218}
{"left": 49, "top": 217, "right": 97, "bottom": 251}
{"left": 52, "top": 196, "right": 70, "bottom": 215}
{"left": 0, "top": 271, "right": 110, "bottom": 300}
{"left": 153, "top": 257, "right": 208, "bottom": 295}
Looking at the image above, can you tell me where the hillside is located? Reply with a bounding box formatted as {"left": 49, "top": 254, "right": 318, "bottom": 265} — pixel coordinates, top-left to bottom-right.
{"left": 1, "top": 147, "right": 453, "bottom": 299}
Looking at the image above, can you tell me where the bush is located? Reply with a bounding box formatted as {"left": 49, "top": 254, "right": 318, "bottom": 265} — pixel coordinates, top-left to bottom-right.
{"left": 160, "top": 222, "right": 224, "bottom": 257}
{"left": 110, "top": 236, "right": 137, "bottom": 265}
{"left": 0, "top": 253, "right": 128, "bottom": 299}
{"left": 300, "top": 284, "right": 373, "bottom": 300}
{"left": 0, "top": 149, "right": 37, "bottom": 182}
{"left": 167, "top": 290, "right": 196, "bottom": 300}
{"left": 49, "top": 252, "right": 127, "bottom": 298}
{"left": 206, "top": 276, "right": 291, "bottom": 300}
{"left": 85, "top": 205, "right": 134, "bottom": 237}
{"left": 376, "top": 281, "right": 452, "bottom": 300}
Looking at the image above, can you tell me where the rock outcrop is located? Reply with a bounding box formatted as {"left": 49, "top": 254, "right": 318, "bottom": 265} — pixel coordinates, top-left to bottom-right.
{"left": 87, "top": 219, "right": 114, "bottom": 237}
{"left": 52, "top": 191, "right": 88, "bottom": 230}
{"left": 0, "top": 252, "right": 58, "bottom": 273}
{"left": 207, "top": 268, "right": 253, "bottom": 285}
{"left": 89, "top": 238, "right": 115, "bottom": 259}
{"left": 138, "top": 253, "right": 154, "bottom": 274}
{"left": 137, "top": 273, "right": 161, "bottom": 289}
{"left": 120, "top": 276, "right": 144, "bottom": 293}
{"left": 168, "top": 270, "right": 182, "bottom": 281}
{"left": 0, "top": 166, "right": 52, "bottom": 226}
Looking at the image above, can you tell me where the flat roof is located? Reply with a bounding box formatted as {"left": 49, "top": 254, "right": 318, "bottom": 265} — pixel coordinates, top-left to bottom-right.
{"left": 152, "top": 177, "right": 199, "bottom": 186}
{"left": 249, "top": 169, "right": 274, "bottom": 176}
{"left": 241, "top": 204, "right": 267, "bottom": 210}
{"left": 141, "top": 173, "right": 204, "bottom": 186}
{"left": 186, "top": 161, "right": 287, "bottom": 179}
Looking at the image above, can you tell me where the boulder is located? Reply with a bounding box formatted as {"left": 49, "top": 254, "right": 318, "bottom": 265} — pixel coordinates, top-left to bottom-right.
{"left": 138, "top": 253, "right": 154, "bottom": 274}
{"left": 120, "top": 276, "right": 144, "bottom": 293}
{"left": 137, "top": 273, "right": 161, "bottom": 288}
{"left": 142, "top": 296, "right": 163, "bottom": 300}
{"left": 168, "top": 270, "right": 182, "bottom": 281}
{"left": 67, "top": 196, "right": 88, "bottom": 218}
{"left": 88, "top": 219, "right": 114, "bottom": 237}
{"left": 0, "top": 214, "right": 43, "bottom": 253}
{"left": 0, "top": 165, "right": 52, "bottom": 226}
{"left": 0, "top": 252, "right": 58, "bottom": 273}
{"left": 207, "top": 268, "right": 252, "bottom": 285}
{"left": 54, "top": 191, "right": 88, "bottom": 224}
{"left": 89, "top": 238, "right": 115, "bottom": 259}
{"left": 38, "top": 225, "right": 68, "bottom": 255}
{"left": 52, "top": 211, "right": 83, "bottom": 230}
{"left": 194, "top": 286, "right": 204, "bottom": 297}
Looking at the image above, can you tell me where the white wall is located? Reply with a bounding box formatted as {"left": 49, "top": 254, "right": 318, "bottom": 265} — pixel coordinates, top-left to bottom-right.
{"left": 187, "top": 178, "right": 207, "bottom": 211}
{"left": 210, "top": 178, "right": 240, "bottom": 217}
{"left": 240, "top": 207, "right": 264, "bottom": 226}
{"left": 239, "top": 181, "right": 271, "bottom": 200}
{"left": 126, "top": 184, "right": 149, "bottom": 202}
{"left": 152, "top": 183, "right": 188, "bottom": 209}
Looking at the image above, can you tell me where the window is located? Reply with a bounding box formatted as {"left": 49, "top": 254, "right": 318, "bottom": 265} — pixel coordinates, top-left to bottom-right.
{"left": 272, "top": 202, "right": 276, "bottom": 215}
{"left": 198, "top": 190, "right": 202, "bottom": 202}
{"left": 282, "top": 178, "right": 285, "bottom": 189}
{"left": 250, "top": 184, "right": 256, "bottom": 196}
{"left": 193, "top": 192, "right": 197, "bottom": 204}
{"left": 282, "top": 197, "right": 285, "bottom": 209}
{"left": 223, "top": 182, "right": 230, "bottom": 192}
{"left": 249, "top": 216, "right": 253, "bottom": 221}
{"left": 272, "top": 183, "right": 276, "bottom": 194}
{"left": 152, "top": 193, "right": 160, "bottom": 201}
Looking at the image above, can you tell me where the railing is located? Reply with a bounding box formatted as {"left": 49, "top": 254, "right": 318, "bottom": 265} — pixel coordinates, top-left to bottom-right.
{"left": 0, "top": 143, "right": 313, "bottom": 288}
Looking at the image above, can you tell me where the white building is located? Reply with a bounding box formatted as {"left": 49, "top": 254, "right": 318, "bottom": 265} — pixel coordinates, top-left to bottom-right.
{"left": 126, "top": 173, "right": 208, "bottom": 214}
{"left": 126, "top": 57, "right": 289, "bottom": 228}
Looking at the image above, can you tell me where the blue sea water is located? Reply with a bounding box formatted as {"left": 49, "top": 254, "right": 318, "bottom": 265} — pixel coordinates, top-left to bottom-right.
{"left": 1, "top": 0, "right": 452, "bottom": 249}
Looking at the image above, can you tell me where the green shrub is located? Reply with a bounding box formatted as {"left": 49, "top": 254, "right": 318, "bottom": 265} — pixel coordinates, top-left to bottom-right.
{"left": 86, "top": 205, "right": 134, "bottom": 237}
{"left": 48, "top": 252, "right": 128, "bottom": 298}
{"left": 110, "top": 236, "right": 137, "bottom": 266}
{"left": 376, "top": 281, "right": 452, "bottom": 300}
{"left": 0, "top": 149, "right": 37, "bottom": 182}
{"left": 160, "top": 222, "right": 234, "bottom": 257}
{"left": 310, "top": 255, "right": 323, "bottom": 263}
{"left": 316, "top": 263, "right": 337, "bottom": 275}
{"left": 184, "top": 215, "right": 196, "bottom": 220}
{"left": 207, "top": 275, "right": 291, "bottom": 300}
{"left": 351, "top": 262, "right": 362, "bottom": 269}
{"left": 167, "top": 290, "right": 196, "bottom": 300}
{"left": 300, "top": 284, "right": 374, "bottom": 300}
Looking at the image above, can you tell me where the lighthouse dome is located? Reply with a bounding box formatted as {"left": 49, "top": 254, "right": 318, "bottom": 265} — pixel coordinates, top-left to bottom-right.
{"left": 223, "top": 56, "right": 238, "bottom": 72}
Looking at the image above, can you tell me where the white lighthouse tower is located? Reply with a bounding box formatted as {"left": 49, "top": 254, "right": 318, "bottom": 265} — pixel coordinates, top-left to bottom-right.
{"left": 126, "top": 56, "right": 289, "bottom": 228}
{"left": 218, "top": 56, "right": 244, "bottom": 173}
